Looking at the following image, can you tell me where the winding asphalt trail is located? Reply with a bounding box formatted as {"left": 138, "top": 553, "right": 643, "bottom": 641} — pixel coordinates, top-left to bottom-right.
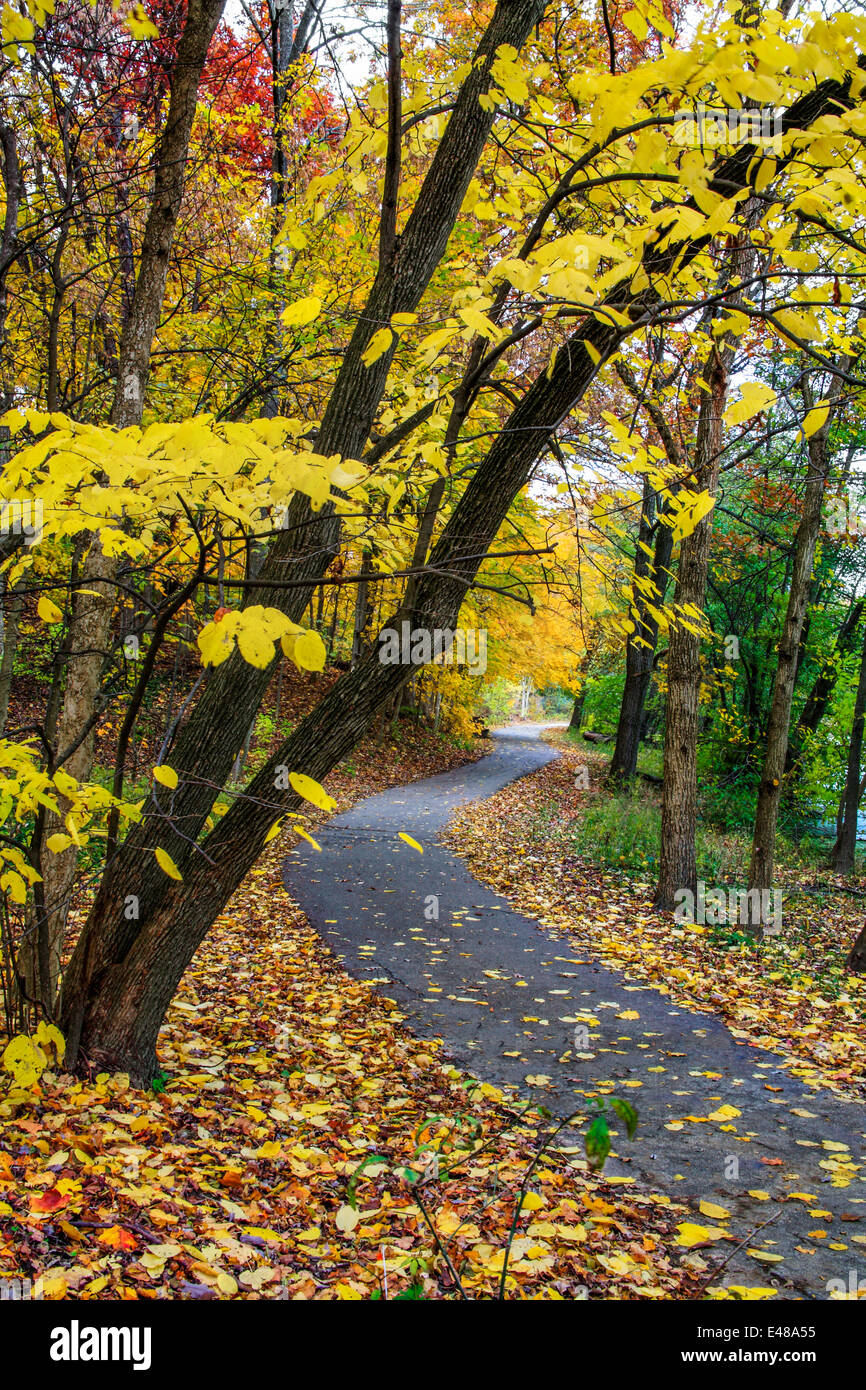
{"left": 283, "top": 725, "right": 866, "bottom": 1297}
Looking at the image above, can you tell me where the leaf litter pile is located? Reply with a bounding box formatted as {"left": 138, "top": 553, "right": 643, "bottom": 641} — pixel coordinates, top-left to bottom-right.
{"left": 0, "top": 734, "right": 710, "bottom": 1301}
{"left": 444, "top": 740, "right": 866, "bottom": 1101}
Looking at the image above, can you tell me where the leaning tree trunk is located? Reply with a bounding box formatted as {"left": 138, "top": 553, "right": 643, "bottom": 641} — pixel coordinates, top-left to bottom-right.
{"left": 747, "top": 374, "right": 844, "bottom": 920}
{"left": 58, "top": 281, "right": 632, "bottom": 1080}
{"left": 66, "top": 0, "right": 556, "bottom": 979}
{"left": 831, "top": 620, "right": 866, "bottom": 874}
{"left": 654, "top": 342, "right": 733, "bottom": 909}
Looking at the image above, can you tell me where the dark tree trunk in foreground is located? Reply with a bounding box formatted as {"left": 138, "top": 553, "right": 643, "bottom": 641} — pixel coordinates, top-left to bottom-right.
{"left": 57, "top": 63, "right": 866, "bottom": 1081}
{"left": 831, "top": 621, "right": 866, "bottom": 875}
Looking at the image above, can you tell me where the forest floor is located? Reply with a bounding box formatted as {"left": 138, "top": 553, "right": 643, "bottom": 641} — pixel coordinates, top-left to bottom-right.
{"left": 0, "top": 716, "right": 707, "bottom": 1302}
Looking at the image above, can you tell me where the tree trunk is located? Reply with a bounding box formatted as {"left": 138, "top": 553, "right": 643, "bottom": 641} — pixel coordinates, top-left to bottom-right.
{"left": 350, "top": 550, "right": 372, "bottom": 668}
{"left": 610, "top": 479, "right": 674, "bottom": 784}
{"left": 747, "top": 374, "right": 843, "bottom": 919}
{"left": 847, "top": 923, "right": 866, "bottom": 974}
{"left": 568, "top": 691, "right": 584, "bottom": 732}
{"left": 785, "top": 598, "right": 863, "bottom": 776}
{"left": 0, "top": 580, "right": 23, "bottom": 734}
{"left": 655, "top": 343, "right": 732, "bottom": 909}
{"left": 831, "top": 621, "right": 866, "bottom": 874}
{"left": 609, "top": 360, "right": 681, "bottom": 784}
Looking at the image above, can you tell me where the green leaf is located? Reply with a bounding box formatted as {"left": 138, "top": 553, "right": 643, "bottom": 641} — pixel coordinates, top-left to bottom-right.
{"left": 585, "top": 1115, "right": 611, "bottom": 1171}
{"left": 610, "top": 1096, "right": 639, "bottom": 1140}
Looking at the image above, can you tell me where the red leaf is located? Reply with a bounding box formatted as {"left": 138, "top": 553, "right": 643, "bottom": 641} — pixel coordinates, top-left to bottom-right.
{"left": 30, "top": 1188, "right": 68, "bottom": 1213}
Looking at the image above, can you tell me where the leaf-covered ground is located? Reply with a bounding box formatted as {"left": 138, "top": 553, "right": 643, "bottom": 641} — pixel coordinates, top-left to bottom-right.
{"left": 444, "top": 739, "right": 866, "bottom": 1102}
{"left": 0, "top": 732, "right": 711, "bottom": 1301}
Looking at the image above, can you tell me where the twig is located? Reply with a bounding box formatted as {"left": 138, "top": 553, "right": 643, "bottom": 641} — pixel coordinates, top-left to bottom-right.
{"left": 694, "top": 1209, "right": 782, "bottom": 1296}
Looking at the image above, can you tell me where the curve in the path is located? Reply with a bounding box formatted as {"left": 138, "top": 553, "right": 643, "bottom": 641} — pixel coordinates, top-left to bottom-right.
{"left": 283, "top": 726, "right": 866, "bottom": 1297}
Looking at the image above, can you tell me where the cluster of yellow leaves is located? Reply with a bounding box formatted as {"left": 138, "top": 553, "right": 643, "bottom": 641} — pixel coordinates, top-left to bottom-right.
{"left": 197, "top": 607, "right": 326, "bottom": 674}
{"left": 0, "top": 740, "right": 140, "bottom": 899}
{"left": 2, "top": 0, "right": 155, "bottom": 58}
{"left": 2, "top": 1023, "right": 65, "bottom": 1093}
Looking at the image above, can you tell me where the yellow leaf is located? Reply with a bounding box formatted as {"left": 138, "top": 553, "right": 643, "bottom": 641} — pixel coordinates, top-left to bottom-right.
{"left": 152, "top": 765, "right": 178, "bottom": 790}
{"left": 708, "top": 1104, "right": 741, "bottom": 1121}
{"left": 1, "top": 870, "right": 27, "bottom": 905}
{"left": 335, "top": 1203, "right": 362, "bottom": 1233}
{"left": 707, "top": 1285, "right": 777, "bottom": 1300}
{"left": 398, "top": 832, "right": 423, "bottom": 853}
{"left": 748, "top": 1249, "right": 784, "bottom": 1263}
{"left": 264, "top": 820, "right": 283, "bottom": 844}
{"left": 37, "top": 596, "right": 63, "bottom": 624}
{"left": 723, "top": 381, "right": 777, "bottom": 427}
{"left": 698, "top": 1201, "right": 731, "bottom": 1220}
{"left": 282, "top": 296, "right": 322, "bottom": 328}
{"left": 154, "top": 847, "right": 182, "bottom": 881}
{"left": 802, "top": 403, "right": 829, "bottom": 437}
{"left": 773, "top": 308, "right": 822, "bottom": 345}
{"left": 2, "top": 1034, "right": 47, "bottom": 1088}
{"left": 45, "top": 833, "right": 72, "bottom": 854}
{"left": 675, "top": 1222, "right": 727, "bottom": 1247}
{"left": 36, "top": 1273, "right": 68, "bottom": 1299}
{"left": 620, "top": 8, "right": 648, "bottom": 40}
{"left": 1, "top": 7, "right": 34, "bottom": 46}
{"left": 288, "top": 772, "right": 336, "bottom": 812}
{"left": 294, "top": 826, "right": 321, "bottom": 851}
{"left": 361, "top": 327, "right": 395, "bottom": 367}
{"left": 237, "top": 624, "right": 276, "bottom": 669}
{"left": 216, "top": 1271, "right": 238, "bottom": 1296}
{"left": 670, "top": 489, "right": 715, "bottom": 542}
{"left": 292, "top": 630, "right": 326, "bottom": 672}
{"left": 520, "top": 1191, "right": 545, "bottom": 1212}
{"left": 34, "top": 1022, "right": 65, "bottom": 1066}
{"left": 126, "top": 3, "right": 158, "bottom": 39}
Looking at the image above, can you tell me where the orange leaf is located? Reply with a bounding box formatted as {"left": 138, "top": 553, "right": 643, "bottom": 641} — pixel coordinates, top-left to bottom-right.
{"left": 98, "top": 1225, "right": 138, "bottom": 1251}
{"left": 30, "top": 1188, "right": 68, "bottom": 1213}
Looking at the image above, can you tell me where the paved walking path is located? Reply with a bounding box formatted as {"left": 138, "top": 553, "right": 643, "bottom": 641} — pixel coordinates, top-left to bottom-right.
{"left": 283, "top": 725, "right": 866, "bottom": 1298}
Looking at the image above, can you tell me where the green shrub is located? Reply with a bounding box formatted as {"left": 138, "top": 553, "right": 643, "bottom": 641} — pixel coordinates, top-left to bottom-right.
{"left": 568, "top": 793, "right": 660, "bottom": 871}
